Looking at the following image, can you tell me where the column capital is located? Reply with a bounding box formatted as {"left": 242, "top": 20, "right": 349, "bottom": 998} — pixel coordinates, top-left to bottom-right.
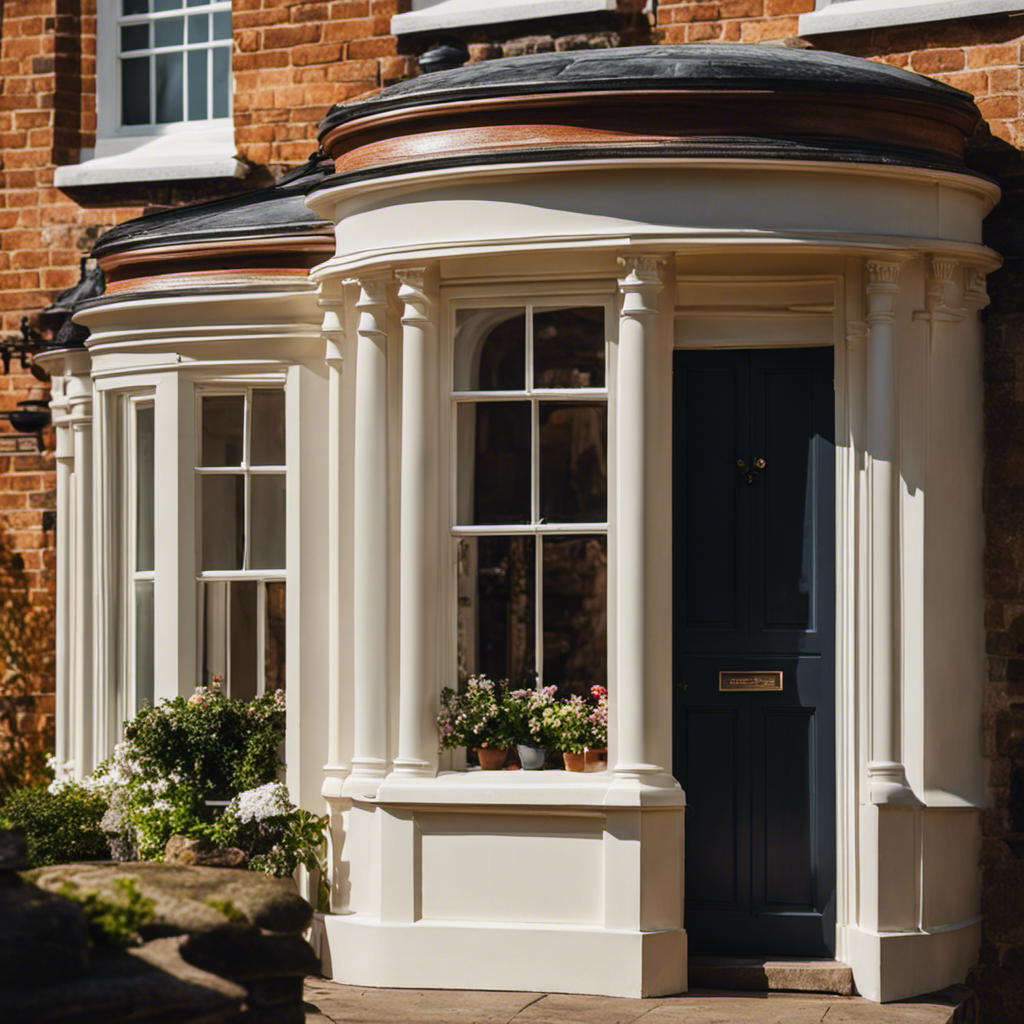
{"left": 319, "top": 300, "right": 346, "bottom": 369}
{"left": 395, "top": 266, "right": 434, "bottom": 327}
{"left": 865, "top": 259, "right": 903, "bottom": 292}
{"left": 617, "top": 255, "right": 665, "bottom": 290}
{"left": 964, "top": 263, "right": 991, "bottom": 311}
{"left": 916, "top": 256, "right": 967, "bottom": 324}
{"left": 354, "top": 272, "right": 390, "bottom": 310}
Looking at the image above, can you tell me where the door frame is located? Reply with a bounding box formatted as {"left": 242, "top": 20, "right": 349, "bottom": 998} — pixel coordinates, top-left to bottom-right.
{"left": 673, "top": 271, "right": 853, "bottom": 966}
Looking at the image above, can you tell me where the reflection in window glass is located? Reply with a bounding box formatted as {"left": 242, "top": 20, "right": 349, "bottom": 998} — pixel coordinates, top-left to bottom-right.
{"left": 456, "top": 402, "right": 531, "bottom": 525}
{"left": 201, "top": 394, "right": 244, "bottom": 466}
{"left": 155, "top": 52, "right": 184, "bottom": 123}
{"left": 201, "top": 474, "right": 244, "bottom": 570}
{"left": 122, "top": 57, "right": 150, "bottom": 125}
{"left": 251, "top": 389, "right": 286, "bottom": 465}
{"left": 136, "top": 405, "right": 155, "bottom": 572}
{"left": 200, "top": 581, "right": 258, "bottom": 700}
{"left": 454, "top": 309, "right": 525, "bottom": 391}
{"left": 457, "top": 536, "right": 536, "bottom": 690}
{"left": 534, "top": 306, "right": 605, "bottom": 388}
{"left": 539, "top": 403, "right": 607, "bottom": 523}
{"left": 135, "top": 580, "right": 154, "bottom": 711}
{"left": 250, "top": 474, "right": 286, "bottom": 570}
{"left": 265, "top": 581, "right": 286, "bottom": 693}
{"left": 542, "top": 535, "right": 607, "bottom": 699}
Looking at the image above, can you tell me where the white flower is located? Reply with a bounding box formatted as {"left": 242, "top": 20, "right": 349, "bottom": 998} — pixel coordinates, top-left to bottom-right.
{"left": 46, "top": 756, "right": 76, "bottom": 794}
{"left": 229, "top": 781, "right": 292, "bottom": 823}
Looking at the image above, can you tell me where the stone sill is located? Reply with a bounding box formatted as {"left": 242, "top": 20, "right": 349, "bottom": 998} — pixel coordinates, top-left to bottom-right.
{"left": 391, "top": 0, "right": 618, "bottom": 35}
{"left": 799, "top": 0, "right": 1024, "bottom": 36}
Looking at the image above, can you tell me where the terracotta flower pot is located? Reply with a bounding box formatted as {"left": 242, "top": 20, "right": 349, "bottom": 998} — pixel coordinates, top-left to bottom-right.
{"left": 563, "top": 751, "right": 586, "bottom": 772}
{"left": 584, "top": 748, "right": 608, "bottom": 772}
{"left": 476, "top": 747, "right": 509, "bottom": 770}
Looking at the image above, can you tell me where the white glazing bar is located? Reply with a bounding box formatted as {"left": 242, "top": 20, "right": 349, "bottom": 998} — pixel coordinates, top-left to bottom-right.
{"left": 52, "top": 380, "right": 73, "bottom": 766}
{"left": 349, "top": 274, "right": 390, "bottom": 783}
{"left": 864, "top": 259, "right": 915, "bottom": 804}
{"left": 614, "top": 255, "right": 665, "bottom": 778}
{"left": 394, "top": 267, "right": 440, "bottom": 776}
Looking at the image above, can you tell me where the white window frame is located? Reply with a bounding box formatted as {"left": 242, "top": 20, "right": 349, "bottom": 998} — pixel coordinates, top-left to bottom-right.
{"left": 392, "top": 0, "right": 619, "bottom": 35}
{"left": 799, "top": 0, "right": 1024, "bottom": 36}
{"left": 121, "top": 391, "right": 156, "bottom": 723}
{"left": 446, "top": 292, "right": 613, "bottom": 693}
{"left": 195, "top": 384, "right": 286, "bottom": 699}
{"left": 55, "top": 0, "right": 244, "bottom": 188}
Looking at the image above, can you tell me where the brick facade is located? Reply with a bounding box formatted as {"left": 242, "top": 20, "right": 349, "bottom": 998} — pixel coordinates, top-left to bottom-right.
{"left": 1, "top": 0, "right": 1024, "bottom": 1014}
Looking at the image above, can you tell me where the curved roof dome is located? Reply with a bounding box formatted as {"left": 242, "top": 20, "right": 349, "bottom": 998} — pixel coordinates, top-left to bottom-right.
{"left": 315, "top": 44, "right": 981, "bottom": 185}
{"left": 92, "top": 153, "right": 335, "bottom": 261}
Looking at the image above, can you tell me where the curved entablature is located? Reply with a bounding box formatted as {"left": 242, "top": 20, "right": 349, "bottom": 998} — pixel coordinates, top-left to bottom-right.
{"left": 88, "top": 153, "right": 336, "bottom": 300}
{"left": 314, "top": 45, "right": 984, "bottom": 187}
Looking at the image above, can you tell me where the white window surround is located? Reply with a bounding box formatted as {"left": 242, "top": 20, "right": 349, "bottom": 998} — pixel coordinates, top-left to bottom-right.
{"left": 55, "top": 0, "right": 245, "bottom": 188}
{"left": 799, "top": 0, "right": 1024, "bottom": 36}
{"left": 391, "top": 0, "right": 619, "bottom": 36}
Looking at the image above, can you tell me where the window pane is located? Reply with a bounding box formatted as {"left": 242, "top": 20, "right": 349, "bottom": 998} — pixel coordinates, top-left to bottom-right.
{"left": 534, "top": 306, "right": 605, "bottom": 388}
{"left": 201, "top": 474, "right": 244, "bottom": 571}
{"left": 200, "top": 394, "right": 244, "bottom": 466}
{"left": 154, "top": 15, "right": 183, "bottom": 46}
{"left": 123, "top": 0, "right": 148, "bottom": 14}
{"left": 265, "top": 581, "right": 286, "bottom": 693}
{"left": 212, "top": 9, "right": 231, "bottom": 38}
{"left": 454, "top": 308, "right": 525, "bottom": 391}
{"left": 122, "top": 57, "right": 150, "bottom": 125}
{"left": 155, "top": 51, "right": 183, "bottom": 123}
{"left": 135, "top": 580, "right": 154, "bottom": 712}
{"left": 250, "top": 474, "right": 286, "bottom": 571}
{"left": 457, "top": 536, "right": 535, "bottom": 690}
{"left": 456, "top": 402, "right": 530, "bottom": 525}
{"left": 187, "top": 13, "right": 208, "bottom": 42}
{"left": 539, "top": 402, "right": 607, "bottom": 523}
{"left": 136, "top": 404, "right": 155, "bottom": 572}
{"left": 200, "top": 581, "right": 258, "bottom": 700}
{"left": 121, "top": 24, "right": 149, "bottom": 52}
{"left": 542, "top": 535, "right": 607, "bottom": 698}
{"left": 212, "top": 46, "right": 230, "bottom": 118}
{"left": 154, "top": 0, "right": 181, "bottom": 10}
{"left": 187, "top": 48, "right": 207, "bottom": 120}
{"left": 250, "top": 389, "right": 285, "bottom": 465}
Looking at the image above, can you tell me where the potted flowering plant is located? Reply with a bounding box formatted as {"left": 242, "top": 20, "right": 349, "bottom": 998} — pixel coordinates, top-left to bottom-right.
{"left": 437, "top": 676, "right": 516, "bottom": 769}
{"left": 503, "top": 686, "right": 558, "bottom": 770}
{"left": 541, "top": 694, "right": 593, "bottom": 771}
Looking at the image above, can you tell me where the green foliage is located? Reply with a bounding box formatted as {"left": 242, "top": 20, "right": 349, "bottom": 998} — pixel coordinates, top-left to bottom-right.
{"left": 0, "top": 783, "right": 110, "bottom": 868}
{"left": 58, "top": 878, "right": 156, "bottom": 947}
{"left": 97, "top": 688, "right": 286, "bottom": 859}
{"left": 205, "top": 897, "right": 246, "bottom": 923}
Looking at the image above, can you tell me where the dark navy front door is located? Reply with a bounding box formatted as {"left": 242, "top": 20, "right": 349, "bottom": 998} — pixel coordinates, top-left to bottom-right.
{"left": 673, "top": 346, "right": 836, "bottom": 957}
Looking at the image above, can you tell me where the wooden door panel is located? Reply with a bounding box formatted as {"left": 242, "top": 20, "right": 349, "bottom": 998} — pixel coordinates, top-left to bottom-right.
{"left": 673, "top": 346, "right": 835, "bottom": 958}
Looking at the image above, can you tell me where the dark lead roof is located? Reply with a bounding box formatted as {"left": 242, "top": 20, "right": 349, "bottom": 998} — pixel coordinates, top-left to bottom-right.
{"left": 91, "top": 153, "right": 336, "bottom": 260}
{"left": 318, "top": 44, "right": 977, "bottom": 138}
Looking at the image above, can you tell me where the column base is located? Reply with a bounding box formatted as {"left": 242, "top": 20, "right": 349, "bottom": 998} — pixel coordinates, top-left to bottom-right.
{"left": 844, "top": 921, "right": 981, "bottom": 1002}
{"left": 319, "top": 915, "right": 687, "bottom": 998}
{"left": 390, "top": 758, "right": 433, "bottom": 777}
{"left": 867, "top": 762, "right": 922, "bottom": 806}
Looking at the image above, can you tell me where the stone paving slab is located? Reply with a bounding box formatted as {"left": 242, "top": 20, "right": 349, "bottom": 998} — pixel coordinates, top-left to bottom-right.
{"left": 304, "top": 979, "right": 974, "bottom": 1024}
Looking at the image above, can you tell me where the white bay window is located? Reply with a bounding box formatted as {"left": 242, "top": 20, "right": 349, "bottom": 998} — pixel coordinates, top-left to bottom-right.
{"left": 196, "top": 388, "right": 286, "bottom": 700}
{"left": 451, "top": 301, "right": 609, "bottom": 699}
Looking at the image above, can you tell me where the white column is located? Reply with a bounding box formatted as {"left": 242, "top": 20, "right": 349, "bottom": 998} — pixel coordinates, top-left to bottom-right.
{"left": 348, "top": 274, "right": 390, "bottom": 782}
{"left": 68, "top": 375, "right": 93, "bottom": 777}
{"left": 153, "top": 373, "right": 196, "bottom": 703}
{"left": 864, "top": 259, "right": 915, "bottom": 804}
{"left": 49, "top": 374, "right": 73, "bottom": 767}
{"left": 614, "top": 255, "right": 666, "bottom": 778}
{"left": 394, "top": 267, "right": 439, "bottom": 777}
{"left": 321, "top": 297, "right": 350, "bottom": 800}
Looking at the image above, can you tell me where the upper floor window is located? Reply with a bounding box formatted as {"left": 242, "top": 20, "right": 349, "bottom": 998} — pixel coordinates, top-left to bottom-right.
{"left": 118, "top": 0, "right": 232, "bottom": 128}
{"left": 54, "top": 0, "right": 243, "bottom": 188}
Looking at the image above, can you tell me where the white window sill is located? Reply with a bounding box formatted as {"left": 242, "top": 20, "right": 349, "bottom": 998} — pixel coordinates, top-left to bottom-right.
{"left": 391, "top": 0, "right": 617, "bottom": 35}
{"left": 55, "top": 127, "right": 246, "bottom": 188}
{"left": 799, "top": 0, "right": 1024, "bottom": 36}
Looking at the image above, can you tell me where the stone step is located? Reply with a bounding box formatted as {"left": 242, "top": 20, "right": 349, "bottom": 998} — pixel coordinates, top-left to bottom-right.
{"left": 688, "top": 956, "right": 855, "bottom": 996}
